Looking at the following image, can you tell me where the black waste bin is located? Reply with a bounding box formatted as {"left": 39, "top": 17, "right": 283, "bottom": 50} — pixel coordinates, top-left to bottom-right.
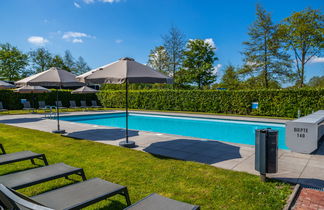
{"left": 255, "top": 129, "right": 278, "bottom": 179}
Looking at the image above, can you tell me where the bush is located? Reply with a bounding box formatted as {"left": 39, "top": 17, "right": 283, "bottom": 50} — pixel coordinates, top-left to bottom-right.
{"left": 97, "top": 89, "right": 324, "bottom": 118}
{"left": 0, "top": 89, "right": 98, "bottom": 110}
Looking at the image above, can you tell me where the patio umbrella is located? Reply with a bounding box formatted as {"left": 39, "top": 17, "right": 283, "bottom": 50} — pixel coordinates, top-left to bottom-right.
{"left": 71, "top": 86, "right": 98, "bottom": 108}
{"left": 15, "top": 67, "right": 84, "bottom": 133}
{"left": 14, "top": 85, "right": 50, "bottom": 111}
{"left": 83, "top": 57, "right": 172, "bottom": 148}
{"left": 0, "top": 80, "right": 15, "bottom": 89}
{"left": 71, "top": 86, "right": 98, "bottom": 94}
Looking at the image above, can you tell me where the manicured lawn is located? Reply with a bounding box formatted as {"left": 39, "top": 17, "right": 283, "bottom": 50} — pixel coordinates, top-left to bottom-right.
{"left": 0, "top": 124, "right": 292, "bottom": 209}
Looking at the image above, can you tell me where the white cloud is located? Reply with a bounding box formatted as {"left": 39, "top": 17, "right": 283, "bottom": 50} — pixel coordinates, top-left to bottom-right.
{"left": 204, "top": 38, "right": 216, "bottom": 48}
{"left": 115, "top": 39, "right": 123, "bottom": 44}
{"left": 62, "top": 31, "right": 94, "bottom": 43}
{"left": 74, "top": 2, "right": 81, "bottom": 8}
{"left": 213, "top": 64, "right": 222, "bottom": 75}
{"left": 309, "top": 56, "right": 324, "bottom": 64}
{"left": 62, "top": 32, "right": 89, "bottom": 39}
{"left": 72, "top": 39, "right": 83, "bottom": 43}
{"left": 27, "top": 36, "right": 49, "bottom": 45}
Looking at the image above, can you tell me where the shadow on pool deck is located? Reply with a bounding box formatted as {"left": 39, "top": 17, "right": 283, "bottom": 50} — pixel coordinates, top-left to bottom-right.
{"left": 66, "top": 128, "right": 139, "bottom": 141}
{"left": 144, "top": 139, "right": 242, "bottom": 165}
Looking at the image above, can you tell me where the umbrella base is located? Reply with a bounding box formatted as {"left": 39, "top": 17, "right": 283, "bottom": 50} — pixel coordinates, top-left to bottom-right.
{"left": 52, "top": 129, "right": 66, "bottom": 134}
{"left": 119, "top": 140, "right": 136, "bottom": 148}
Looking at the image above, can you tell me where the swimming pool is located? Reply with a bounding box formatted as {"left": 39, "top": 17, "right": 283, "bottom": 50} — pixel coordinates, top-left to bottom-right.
{"left": 60, "top": 112, "right": 288, "bottom": 149}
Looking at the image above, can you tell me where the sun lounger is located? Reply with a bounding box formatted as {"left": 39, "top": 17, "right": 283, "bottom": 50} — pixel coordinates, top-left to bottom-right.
{"left": 0, "top": 178, "right": 131, "bottom": 209}
{"left": 80, "top": 100, "right": 89, "bottom": 109}
{"left": 0, "top": 102, "right": 8, "bottom": 112}
{"left": 55, "top": 101, "right": 67, "bottom": 109}
{"left": 91, "top": 100, "right": 102, "bottom": 108}
{"left": 0, "top": 163, "right": 86, "bottom": 190}
{"left": 69, "top": 100, "right": 79, "bottom": 109}
{"left": 0, "top": 147, "right": 48, "bottom": 166}
{"left": 22, "top": 101, "right": 34, "bottom": 111}
{"left": 124, "top": 193, "right": 200, "bottom": 210}
{"left": 38, "top": 101, "right": 48, "bottom": 110}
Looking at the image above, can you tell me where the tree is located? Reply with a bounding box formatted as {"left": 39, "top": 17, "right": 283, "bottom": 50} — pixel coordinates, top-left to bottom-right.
{"left": 75, "top": 56, "right": 91, "bottom": 75}
{"left": 49, "top": 55, "right": 66, "bottom": 70}
{"left": 162, "top": 26, "right": 186, "bottom": 81}
{"left": 220, "top": 65, "right": 241, "bottom": 89}
{"left": 147, "top": 46, "right": 170, "bottom": 75}
{"left": 29, "top": 48, "right": 52, "bottom": 73}
{"left": 241, "top": 76, "right": 281, "bottom": 89}
{"left": 0, "top": 43, "right": 28, "bottom": 81}
{"left": 63, "top": 50, "right": 76, "bottom": 72}
{"left": 308, "top": 76, "right": 324, "bottom": 87}
{"left": 278, "top": 8, "right": 324, "bottom": 87}
{"left": 179, "top": 39, "right": 218, "bottom": 88}
{"left": 242, "top": 5, "right": 293, "bottom": 88}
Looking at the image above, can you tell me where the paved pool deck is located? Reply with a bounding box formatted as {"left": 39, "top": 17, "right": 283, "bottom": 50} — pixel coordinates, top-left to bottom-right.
{"left": 1, "top": 110, "right": 323, "bottom": 189}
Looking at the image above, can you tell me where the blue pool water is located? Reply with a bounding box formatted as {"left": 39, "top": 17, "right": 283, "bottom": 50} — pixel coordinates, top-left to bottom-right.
{"left": 60, "top": 113, "right": 288, "bottom": 149}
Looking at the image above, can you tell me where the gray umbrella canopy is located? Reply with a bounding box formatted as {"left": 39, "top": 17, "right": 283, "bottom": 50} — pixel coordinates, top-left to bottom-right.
{"left": 84, "top": 57, "right": 172, "bottom": 84}
{"left": 14, "top": 85, "right": 50, "bottom": 93}
{"left": 71, "top": 86, "right": 98, "bottom": 94}
{"left": 15, "top": 67, "right": 84, "bottom": 87}
{"left": 15, "top": 67, "right": 84, "bottom": 134}
{"left": 83, "top": 57, "right": 172, "bottom": 148}
{"left": 0, "top": 80, "right": 15, "bottom": 89}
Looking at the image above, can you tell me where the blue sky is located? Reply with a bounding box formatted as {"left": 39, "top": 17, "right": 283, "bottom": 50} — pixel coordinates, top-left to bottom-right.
{"left": 0, "top": 0, "right": 323, "bottom": 83}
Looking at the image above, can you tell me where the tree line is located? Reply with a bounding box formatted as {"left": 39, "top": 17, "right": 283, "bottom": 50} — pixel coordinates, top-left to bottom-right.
{"left": 0, "top": 44, "right": 91, "bottom": 81}
{"left": 147, "top": 6, "right": 323, "bottom": 89}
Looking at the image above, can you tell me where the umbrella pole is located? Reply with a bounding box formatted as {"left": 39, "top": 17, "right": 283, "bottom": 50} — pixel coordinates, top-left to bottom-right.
{"left": 119, "top": 79, "right": 135, "bottom": 148}
{"left": 32, "top": 92, "right": 35, "bottom": 113}
{"left": 56, "top": 89, "right": 60, "bottom": 131}
{"left": 126, "top": 80, "right": 129, "bottom": 143}
{"left": 52, "top": 87, "right": 65, "bottom": 134}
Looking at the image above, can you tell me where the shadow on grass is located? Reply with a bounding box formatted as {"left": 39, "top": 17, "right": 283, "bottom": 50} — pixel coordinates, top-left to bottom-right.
{"left": 144, "top": 139, "right": 242, "bottom": 164}
{"left": 67, "top": 128, "right": 139, "bottom": 141}
{"left": 0, "top": 117, "right": 44, "bottom": 124}
{"left": 95, "top": 199, "right": 128, "bottom": 210}
{"left": 273, "top": 177, "right": 324, "bottom": 189}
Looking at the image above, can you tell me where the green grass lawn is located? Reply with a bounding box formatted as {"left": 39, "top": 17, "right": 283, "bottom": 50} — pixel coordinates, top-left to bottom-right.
{"left": 0, "top": 124, "right": 292, "bottom": 209}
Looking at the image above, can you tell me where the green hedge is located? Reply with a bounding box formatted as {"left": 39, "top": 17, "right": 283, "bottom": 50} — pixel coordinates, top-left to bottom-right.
{"left": 97, "top": 89, "right": 324, "bottom": 118}
{"left": 0, "top": 89, "right": 98, "bottom": 110}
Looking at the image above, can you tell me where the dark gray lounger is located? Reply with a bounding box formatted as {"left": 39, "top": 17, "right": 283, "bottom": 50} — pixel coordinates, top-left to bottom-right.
{"left": 80, "top": 100, "right": 89, "bottom": 109}
{"left": 0, "top": 149, "right": 48, "bottom": 166}
{"left": 124, "top": 193, "right": 200, "bottom": 210}
{"left": 91, "top": 100, "right": 102, "bottom": 108}
{"left": 0, "top": 178, "right": 131, "bottom": 209}
{"left": 0, "top": 163, "right": 86, "bottom": 190}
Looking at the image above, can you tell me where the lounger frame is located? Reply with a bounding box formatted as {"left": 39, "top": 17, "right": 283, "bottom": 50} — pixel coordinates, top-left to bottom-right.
{"left": 0, "top": 150, "right": 48, "bottom": 166}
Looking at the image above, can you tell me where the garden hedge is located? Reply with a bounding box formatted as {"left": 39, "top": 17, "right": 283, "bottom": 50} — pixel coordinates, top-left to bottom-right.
{"left": 0, "top": 89, "right": 98, "bottom": 110}
{"left": 97, "top": 89, "right": 324, "bottom": 118}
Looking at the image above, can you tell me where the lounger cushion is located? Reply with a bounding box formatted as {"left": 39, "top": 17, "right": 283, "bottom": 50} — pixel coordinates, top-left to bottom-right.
{"left": 124, "top": 193, "right": 200, "bottom": 210}
{"left": 0, "top": 151, "right": 42, "bottom": 165}
{"left": 0, "top": 163, "right": 82, "bottom": 189}
{"left": 32, "top": 178, "right": 126, "bottom": 209}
